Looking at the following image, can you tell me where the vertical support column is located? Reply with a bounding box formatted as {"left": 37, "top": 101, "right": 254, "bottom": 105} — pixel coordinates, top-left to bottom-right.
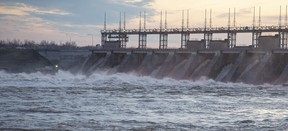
{"left": 138, "top": 12, "right": 145, "bottom": 48}
{"left": 281, "top": 32, "right": 284, "bottom": 48}
{"left": 279, "top": 6, "right": 285, "bottom": 49}
{"left": 284, "top": 6, "right": 288, "bottom": 49}
{"left": 159, "top": 11, "right": 168, "bottom": 49}
{"left": 251, "top": 7, "right": 261, "bottom": 48}
{"left": 283, "top": 32, "right": 288, "bottom": 49}
{"left": 118, "top": 12, "right": 124, "bottom": 48}
{"left": 159, "top": 33, "right": 168, "bottom": 49}
{"left": 252, "top": 7, "right": 256, "bottom": 47}
{"left": 101, "top": 33, "right": 107, "bottom": 46}
{"left": 203, "top": 9, "right": 213, "bottom": 48}
{"left": 101, "top": 13, "right": 107, "bottom": 46}
{"left": 231, "top": 32, "right": 236, "bottom": 48}
{"left": 204, "top": 33, "right": 212, "bottom": 48}
{"left": 252, "top": 31, "right": 261, "bottom": 48}
{"left": 205, "top": 9, "right": 209, "bottom": 49}
{"left": 227, "top": 8, "right": 232, "bottom": 48}
{"left": 181, "top": 33, "right": 190, "bottom": 49}
{"left": 180, "top": 10, "right": 190, "bottom": 49}
{"left": 139, "top": 33, "right": 147, "bottom": 48}
{"left": 278, "top": 6, "right": 288, "bottom": 49}
{"left": 228, "top": 32, "right": 232, "bottom": 48}
{"left": 120, "top": 33, "right": 127, "bottom": 48}
{"left": 114, "top": 12, "right": 128, "bottom": 48}
{"left": 280, "top": 32, "right": 288, "bottom": 49}
{"left": 138, "top": 11, "right": 147, "bottom": 49}
{"left": 228, "top": 32, "right": 236, "bottom": 48}
{"left": 121, "top": 12, "right": 127, "bottom": 48}
{"left": 228, "top": 8, "right": 237, "bottom": 48}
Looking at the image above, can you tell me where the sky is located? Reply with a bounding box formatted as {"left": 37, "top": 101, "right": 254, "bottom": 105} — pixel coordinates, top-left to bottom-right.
{"left": 0, "top": 0, "right": 287, "bottom": 48}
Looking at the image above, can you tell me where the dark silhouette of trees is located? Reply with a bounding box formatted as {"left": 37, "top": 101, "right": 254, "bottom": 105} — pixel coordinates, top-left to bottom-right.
{"left": 0, "top": 39, "right": 94, "bottom": 49}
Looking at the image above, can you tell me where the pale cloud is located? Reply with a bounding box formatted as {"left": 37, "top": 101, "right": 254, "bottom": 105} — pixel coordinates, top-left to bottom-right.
{"left": 61, "top": 23, "right": 102, "bottom": 29}
{"left": 109, "top": 0, "right": 150, "bottom": 8}
{"left": 124, "top": 0, "right": 143, "bottom": 3}
{"left": 142, "top": 0, "right": 288, "bottom": 28}
{"left": 0, "top": 2, "right": 71, "bottom": 16}
{"left": 0, "top": 15, "right": 97, "bottom": 46}
{"left": 0, "top": 3, "right": 29, "bottom": 16}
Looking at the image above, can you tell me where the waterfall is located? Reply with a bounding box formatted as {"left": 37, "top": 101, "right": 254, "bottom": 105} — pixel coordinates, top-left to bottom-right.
{"left": 80, "top": 54, "right": 92, "bottom": 72}
{"left": 178, "top": 54, "right": 196, "bottom": 78}
{"left": 150, "top": 66, "right": 161, "bottom": 77}
{"left": 236, "top": 60, "right": 259, "bottom": 82}
{"left": 190, "top": 59, "right": 211, "bottom": 80}
{"left": 215, "top": 64, "right": 233, "bottom": 81}
{"left": 221, "top": 52, "right": 245, "bottom": 82}
{"left": 106, "top": 54, "right": 128, "bottom": 74}
{"left": 168, "top": 59, "right": 188, "bottom": 79}
{"left": 82, "top": 50, "right": 286, "bottom": 85}
{"left": 124, "top": 54, "right": 145, "bottom": 73}
{"left": 153, "top": 52, "right": 175, "bottom": 78}
{"left": 275, "top": 64, "right": 288, "bottom": 84}
{"left": 97, "top": 53, "right": 112, "bottom": 69}
{"left": 137, "top": 53, "right": 153, "bottom": 75}
{"left": 147, "top": 54, "right": 166, "bottom": 76}
{"left": 203, "top": 53, "right": 221, "bottom": 76}
{"left": 83, "top": 53, "right": 108, "bottom": 75}
{"left": 115, "top": 53, "right": 132, "bottom": 73}
{"left": 190, "top": 53, "right": 221, "bottom": 80}
{"left": 236, "top": 53, "right": 272, "bottom": 84}
{"left": 182, "top": 54, "right": 206, "bottom": 79}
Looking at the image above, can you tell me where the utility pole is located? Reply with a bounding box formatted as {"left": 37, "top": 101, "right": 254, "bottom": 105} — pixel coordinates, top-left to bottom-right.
{"left": 228, "top": 8, "right": 231, "bottom": 29}
{"left": 88, "top": 34, "right": 94, "bottom": 46}
{"left": 104, "top": 12, "right": 106, "bottom": 30}
{"left": 259, "top": 7, "right": 261, "bottom": 27}
{"left": 187, "top": 10, "right": 189, "bottom": 29}
{"left": 279, "top": 6, "right": 282, "bottom": 28}
{"left": 66, "top": 33, "right": 71, "bottom": 43}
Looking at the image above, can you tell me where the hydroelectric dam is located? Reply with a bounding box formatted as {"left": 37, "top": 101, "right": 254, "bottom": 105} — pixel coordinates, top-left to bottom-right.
{"left": 82, "top": 7, "right": 288, "bottom": 85}
{"left": 83, "top": 48, "right": 288, "bottom": 85}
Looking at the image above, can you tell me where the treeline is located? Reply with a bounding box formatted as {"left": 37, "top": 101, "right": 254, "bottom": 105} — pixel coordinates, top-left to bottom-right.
{"left": 0, "top": 39, "right": 96, "bottom": 50}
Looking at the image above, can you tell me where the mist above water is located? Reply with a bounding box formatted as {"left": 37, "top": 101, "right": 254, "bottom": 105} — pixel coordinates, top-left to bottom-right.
{"left": 0, "top": 70, "right": 258, "bottom": 88}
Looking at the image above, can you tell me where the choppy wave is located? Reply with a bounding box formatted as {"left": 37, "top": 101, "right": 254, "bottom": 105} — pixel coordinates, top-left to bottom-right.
{"left": 0, "top": 70, "right": 288, "bottom": 130}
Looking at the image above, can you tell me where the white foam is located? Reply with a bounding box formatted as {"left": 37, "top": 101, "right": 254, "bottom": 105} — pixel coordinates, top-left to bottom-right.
{"left": 0, "top": 70, "right": 275, "bottom": 89}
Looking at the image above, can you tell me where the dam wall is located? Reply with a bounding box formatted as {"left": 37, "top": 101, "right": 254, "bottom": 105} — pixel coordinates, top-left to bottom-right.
{"left": 83, "top": 49, "right": 288, "bottom": 85}
{"left": 0, "top": 49, "right": 53, "bottom": 73}
{"left": 37, "top": 49, "right": 91, "bottom": 72}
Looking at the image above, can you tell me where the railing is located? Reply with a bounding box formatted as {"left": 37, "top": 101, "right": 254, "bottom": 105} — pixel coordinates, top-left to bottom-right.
{"left": 101, "top": 25, "right": 288, "bottom": 34}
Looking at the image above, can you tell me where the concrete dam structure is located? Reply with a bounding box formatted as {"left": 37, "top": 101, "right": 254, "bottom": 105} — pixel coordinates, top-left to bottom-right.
{"left": 83, "top": 7, "right": 288, "bottom": 85}
{"left": 37, "top": 49, "right": 91, "bottom": 72}
{"left": 82, "top": 49, "right": 288, "bottom": 85}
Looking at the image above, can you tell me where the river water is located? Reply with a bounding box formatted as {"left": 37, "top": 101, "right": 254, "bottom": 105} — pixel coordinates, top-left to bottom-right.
{"left": 0, "top": 70, "right": 288, "bottom": 130}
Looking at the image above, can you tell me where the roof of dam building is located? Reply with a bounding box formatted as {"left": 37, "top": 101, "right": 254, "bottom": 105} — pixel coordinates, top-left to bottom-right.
{"left": 92, "top": 48, "right": 288, "bottom": 55}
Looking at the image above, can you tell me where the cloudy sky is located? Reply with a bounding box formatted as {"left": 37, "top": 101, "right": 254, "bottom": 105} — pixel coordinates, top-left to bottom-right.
{"left": 0, "top": 0, "right": 287, "bottom": 47}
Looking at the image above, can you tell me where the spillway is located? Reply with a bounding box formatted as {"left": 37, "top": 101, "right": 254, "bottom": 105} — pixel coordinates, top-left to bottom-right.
{"left": 83, "top": 49, "right": 288, "bottom": 85}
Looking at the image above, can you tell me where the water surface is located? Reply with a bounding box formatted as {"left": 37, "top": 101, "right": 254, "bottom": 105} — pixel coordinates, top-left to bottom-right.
{"left": 0, "top": 70, "right": 287, "bottom": 130}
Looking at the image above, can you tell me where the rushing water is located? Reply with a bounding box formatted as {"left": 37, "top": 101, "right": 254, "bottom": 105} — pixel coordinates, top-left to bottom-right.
{"left": 0, "top": 70, "right": 288, "bottom": 131}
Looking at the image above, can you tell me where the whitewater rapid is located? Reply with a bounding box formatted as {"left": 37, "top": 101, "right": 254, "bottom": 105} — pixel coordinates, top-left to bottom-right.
{"left": 0, "top": 70, "right": 288, "bottom": 130}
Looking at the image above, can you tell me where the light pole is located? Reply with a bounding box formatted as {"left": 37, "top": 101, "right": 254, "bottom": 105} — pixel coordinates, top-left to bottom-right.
{"left": 87, "top": 34, "right": 94, "bottom": 46}
{"left": 66, "top": 33, "right": 72, "bottom": 43}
